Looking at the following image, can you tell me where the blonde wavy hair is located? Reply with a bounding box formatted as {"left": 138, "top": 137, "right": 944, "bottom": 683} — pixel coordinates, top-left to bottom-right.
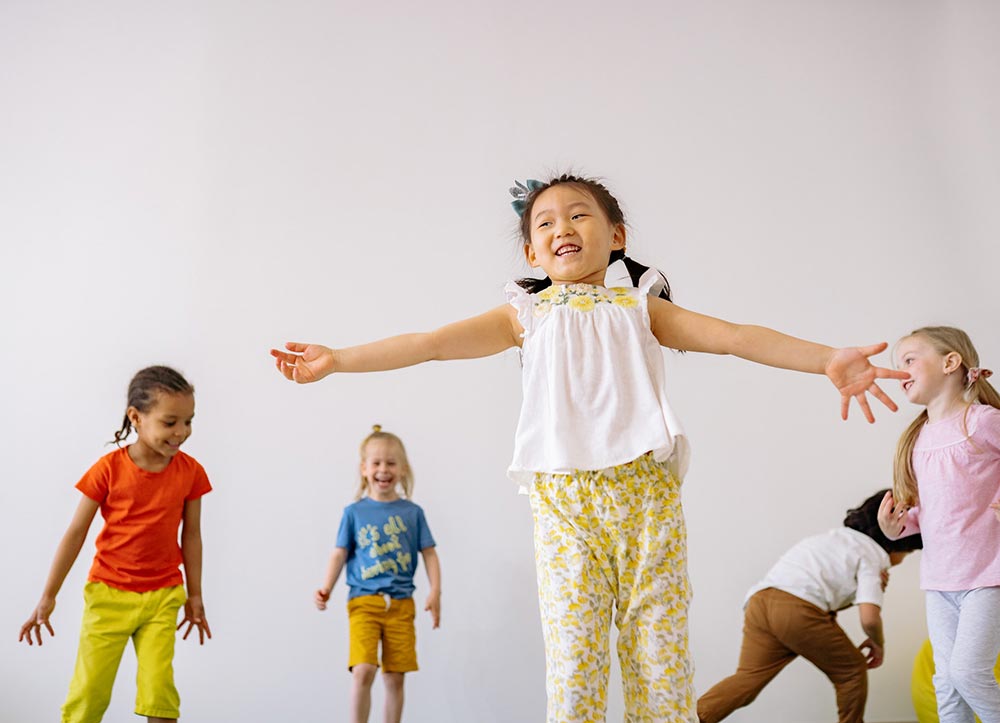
{"left": 355, "top": 424, "right": 414, "bottom": 500}
{"left": 893, "top": 326, "right": 1000, "bottom": 506}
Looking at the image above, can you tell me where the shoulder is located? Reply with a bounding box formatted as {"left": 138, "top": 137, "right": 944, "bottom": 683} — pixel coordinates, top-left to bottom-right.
{"left": 78, "top": 447, "right": 126, "bottom": 491}
{"left": 343, "top": 498, "right": 368, "bottom": 513}
{"left": 172, "top": 450, "right": 206, "bottom": 472}
{"left": 84, "top": 446, "right": 136, "bottom": 480}
{"left": 840, "top": 527, "right": 889, "bottom": 562}
{"left": 970, "top": 403, "right": 1000, "bottom": 428}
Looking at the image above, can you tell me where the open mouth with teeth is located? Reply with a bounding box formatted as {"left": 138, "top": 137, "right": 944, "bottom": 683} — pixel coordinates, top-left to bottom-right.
{"left": 556, "top": 244, "right": 581, "bottom": 256}
{"left": 903, "top": 380, "right": 914, "bottom": 392}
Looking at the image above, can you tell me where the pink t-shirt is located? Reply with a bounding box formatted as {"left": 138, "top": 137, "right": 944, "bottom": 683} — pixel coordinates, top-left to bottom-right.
{"left": 903, "top": 404, "right": 1000, "bottom": 591}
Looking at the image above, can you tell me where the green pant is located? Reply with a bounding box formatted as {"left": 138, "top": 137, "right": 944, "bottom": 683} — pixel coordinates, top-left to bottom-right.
{"left": 62, "top": 582, "right": 186, "bottom": 723}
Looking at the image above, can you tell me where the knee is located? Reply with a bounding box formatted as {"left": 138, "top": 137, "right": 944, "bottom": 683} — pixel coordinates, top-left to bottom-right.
{"left": 947, "top": 656, "right": 995, "bottom": 696}
{"left": 383, "top": 673, "right": 405, "bottom": 694}
{"left": 832, "top": 653, "right": 869, "bottom": 693}
{"left": 352, "top": 664, "right": 377, "bottom": 688}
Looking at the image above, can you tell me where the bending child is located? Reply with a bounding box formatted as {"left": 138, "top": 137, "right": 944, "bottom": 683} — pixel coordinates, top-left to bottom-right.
{"left": 315, "top": 425, "right": 440, "bottom": 723}
{"left": 697, "top": 489, "right": 922, "bottom": 723}
{"left": 272, "top": 174, "right": 906, "bottom": 722}
{"left": 19, "top": 366, "right": 212, "bottom": 723}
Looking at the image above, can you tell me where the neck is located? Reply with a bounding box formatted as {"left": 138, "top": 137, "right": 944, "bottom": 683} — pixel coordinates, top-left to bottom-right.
{"left": 551, "top": 270, "right": 607, "bottom": 286}
{"left": 925, "top": 390, "right": 970, "bottom": 424}
{"left": 127, "top": 443, "right": 171, "bottom": 473}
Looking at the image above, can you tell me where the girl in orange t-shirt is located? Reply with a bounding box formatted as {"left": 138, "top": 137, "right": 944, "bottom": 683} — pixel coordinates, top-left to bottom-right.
{"left": 19, "top": 366, "right": 212, "bottom": 723}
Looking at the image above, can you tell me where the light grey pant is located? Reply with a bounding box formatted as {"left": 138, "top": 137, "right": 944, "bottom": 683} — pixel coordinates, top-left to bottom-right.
{"left": 927, "top": 587, "right": 1000, "bottom": 723}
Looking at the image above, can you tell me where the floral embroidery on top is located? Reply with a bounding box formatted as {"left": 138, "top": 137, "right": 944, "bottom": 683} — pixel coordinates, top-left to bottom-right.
{"left": 533, "top": 284, "right": 638, "bottom": 317}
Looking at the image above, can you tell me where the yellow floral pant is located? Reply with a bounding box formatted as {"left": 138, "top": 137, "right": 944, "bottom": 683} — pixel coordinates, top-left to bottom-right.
{"left": 529, "top": 453, "right": 695, "bottom": 723}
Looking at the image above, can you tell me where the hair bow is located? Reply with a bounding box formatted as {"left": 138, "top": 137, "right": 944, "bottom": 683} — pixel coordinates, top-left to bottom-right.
{"left": 509, "top": 179, "right": 544, "bottom": 217}
{"left": 967, "top": 367, "right": 994, "bottom": 385}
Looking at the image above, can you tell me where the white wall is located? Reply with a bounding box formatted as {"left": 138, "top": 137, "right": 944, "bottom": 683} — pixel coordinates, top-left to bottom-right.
{"left": 3, "top": 2, "right": 998, "bottom": 721}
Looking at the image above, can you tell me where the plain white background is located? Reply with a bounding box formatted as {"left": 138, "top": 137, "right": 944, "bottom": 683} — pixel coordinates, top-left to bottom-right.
{"left": 2, "top": 1, "right": 998, "bottom": 721}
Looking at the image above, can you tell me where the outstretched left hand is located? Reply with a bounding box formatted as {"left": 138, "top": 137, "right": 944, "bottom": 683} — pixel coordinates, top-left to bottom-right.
{"left": 178, "top": 594, "right": 212, "bottom": 645}
{"left": 825, "top": 343, "right": 909, "bottom": 423}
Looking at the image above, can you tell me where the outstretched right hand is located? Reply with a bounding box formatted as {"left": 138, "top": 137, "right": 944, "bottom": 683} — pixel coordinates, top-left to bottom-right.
{"left": 270, "top": 343, "right": 335, "bottom": 384}
{"left": 19, "top": 598, "right": 55, "bottom": 646}
{"left": 314, "top": 588, "right": 332, "bottom": 611}
{"left": 877, "top": 491, "right": 909, "bottom": 539}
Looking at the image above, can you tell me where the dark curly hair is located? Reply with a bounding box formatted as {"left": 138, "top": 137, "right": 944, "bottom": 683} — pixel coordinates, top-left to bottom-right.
{"left": 844, "top": 488, "right": 923, "bottom": 554}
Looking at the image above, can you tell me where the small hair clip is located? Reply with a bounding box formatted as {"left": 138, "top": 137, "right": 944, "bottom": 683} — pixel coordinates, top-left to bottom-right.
{"left": 509, "top": 179, "right": 544, "bottom": 217}
{"left": 967, "top": 367, "right": 994, "bottom": 385}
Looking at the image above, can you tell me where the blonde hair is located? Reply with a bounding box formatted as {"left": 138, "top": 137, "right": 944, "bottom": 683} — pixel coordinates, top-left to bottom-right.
{"left": 893, "top": 326, "right": 1000, "bottom": 506}
{"left": 355, "top": 424, "right": 414, "bottom": 500}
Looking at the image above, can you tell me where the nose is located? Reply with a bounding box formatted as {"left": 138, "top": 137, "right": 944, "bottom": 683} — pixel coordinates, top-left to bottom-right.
{"left": 554, "top": 218, "right": 574, "bottom": 238}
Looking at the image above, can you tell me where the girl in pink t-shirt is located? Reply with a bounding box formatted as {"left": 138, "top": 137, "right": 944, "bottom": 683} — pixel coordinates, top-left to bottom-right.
{"left": 879, "top": 326, "right": 1000, "bottom": 723}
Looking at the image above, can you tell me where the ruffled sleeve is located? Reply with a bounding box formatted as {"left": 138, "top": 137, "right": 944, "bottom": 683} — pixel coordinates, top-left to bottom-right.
{"left": 504, "top": 281, "right": 534, "bottom": 336}
{"left": 637, "top": 266, "right": 668, "bottom": 298}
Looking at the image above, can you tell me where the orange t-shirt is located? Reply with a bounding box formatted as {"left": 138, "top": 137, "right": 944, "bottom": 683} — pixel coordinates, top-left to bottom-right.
{"left": 76, "top": 447, "right": 212, "bottom": 593}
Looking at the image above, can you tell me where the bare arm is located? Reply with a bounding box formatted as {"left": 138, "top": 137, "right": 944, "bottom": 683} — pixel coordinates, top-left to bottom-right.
{"left": 421, "top": 546, "right": 441, "bottom": 629}
{"left": 315, "top": 547, "right": 349, "bottom": 610}
{"left": 649, "top": 298, "right": 833, "bottom": 369}
{"left": 648, "top": 297, "right": 908, "bottom": 422}
{"left": 19, "top": 495, "right": 99, "bottom": 645}
{"left": 271, "top": 304, "right": 523, "bottom": 383}
{"left": 179, "top": 498, "right": 211, "bottom": 644}
{"left": 857, "top": 602, "right": 885, "bottom": 668}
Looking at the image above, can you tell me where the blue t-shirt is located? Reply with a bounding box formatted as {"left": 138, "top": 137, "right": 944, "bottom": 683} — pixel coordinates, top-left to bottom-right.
{"left": 336, "top": 497, "right": 436, "bottom": 600}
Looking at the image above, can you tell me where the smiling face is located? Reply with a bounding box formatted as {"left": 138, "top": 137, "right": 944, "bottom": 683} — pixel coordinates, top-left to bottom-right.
{"left": 894, "top": 335, "right": 963, "bottom": 406}
{"left": 128, "top": 391, "right": 195, "bottom": 467}
{"left": 361, "top": 437, "right": 406, "bottom": 502}
{"left": 524, "top": 184, "right": 625, "bottom": 287}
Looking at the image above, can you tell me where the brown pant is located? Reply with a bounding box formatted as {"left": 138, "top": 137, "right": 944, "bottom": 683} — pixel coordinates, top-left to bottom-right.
{"left": 697, "top": 588, "right": 869, "bottom": 723}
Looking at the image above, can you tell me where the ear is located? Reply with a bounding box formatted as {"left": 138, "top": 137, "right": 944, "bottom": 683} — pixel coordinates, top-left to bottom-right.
{"left": 943, "top": 352, "right": 964, "bottom": 375}
{"left": 126, "top": 406, "right": 141, "bottom": 428}
{"left": 523, "top": 242, "right": 540, "bottom": 269}
{"left": 611, "top": 224, "right": 626, "bottom": 251}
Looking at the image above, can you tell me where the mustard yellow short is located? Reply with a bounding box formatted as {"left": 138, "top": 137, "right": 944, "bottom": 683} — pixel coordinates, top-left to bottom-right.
{"left": 62, "top": 582, "right": 186, "bottom": 723}
{"left": 347, "top": 594, "right": 417, "bottom": 673}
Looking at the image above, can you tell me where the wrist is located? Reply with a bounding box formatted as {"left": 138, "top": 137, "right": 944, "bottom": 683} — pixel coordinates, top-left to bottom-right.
{"left": 324, "top": 348, "right": 339, "bottom": 377}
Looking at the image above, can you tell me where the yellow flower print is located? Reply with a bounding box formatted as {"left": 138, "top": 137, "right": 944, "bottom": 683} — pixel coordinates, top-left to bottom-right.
{"left": 609, "top": 287, "right": 630, "bottom": 295}
{"left": 612, "top": 295, "right": 638, "bottom": 309}
{"left": 538, "top": 286, "right": 561, "bottom": 302}
{"left": 569, "top": 295, "right": 596, "bottom": 312}
{"left": 533, "top": 301, "right": 551, "bottom": 317}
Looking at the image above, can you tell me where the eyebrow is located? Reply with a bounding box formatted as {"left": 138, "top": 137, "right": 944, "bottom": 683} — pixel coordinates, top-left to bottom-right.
{"left": 531, "top": 201, "right": 592, "bottom": 223}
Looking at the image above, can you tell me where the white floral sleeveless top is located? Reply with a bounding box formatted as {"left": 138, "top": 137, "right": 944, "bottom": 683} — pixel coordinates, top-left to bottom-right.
{"left": 505, "top": 278, "right": 689, "bottom": 487}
